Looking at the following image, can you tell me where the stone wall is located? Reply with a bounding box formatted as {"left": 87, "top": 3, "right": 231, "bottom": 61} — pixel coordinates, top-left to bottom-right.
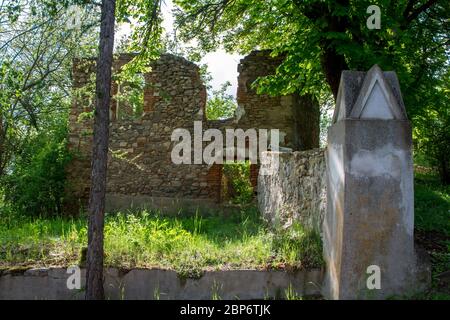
{"left": 67, "top": 54, "right": 212, "bottom": 212}
{"left": 234, "top": 51, "right": 319, "bottom": 150}
{"left": 66, "top": 51, "right": 317, "bottom": 213}
{"left": 258, "top": 149, "right": 326, "bottom": 233}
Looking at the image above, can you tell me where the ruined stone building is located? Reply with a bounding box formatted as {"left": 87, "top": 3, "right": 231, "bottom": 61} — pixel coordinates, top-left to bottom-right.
{"left": 66, "top": 50, "right": 319, "bottom": 213}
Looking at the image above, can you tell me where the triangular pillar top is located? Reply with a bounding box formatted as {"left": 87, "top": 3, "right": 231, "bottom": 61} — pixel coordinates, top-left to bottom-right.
{"left": 332, "top": 65, "right": 407, "bottom": 123}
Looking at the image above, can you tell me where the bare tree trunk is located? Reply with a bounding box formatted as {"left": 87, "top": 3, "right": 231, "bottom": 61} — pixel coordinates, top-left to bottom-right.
{"left": 293, "top": 0, "right": 350, "bottom": 100}
{"left": 320, "top": 46, "right": 348, "bottom": 100}
{"left": 85, "top": 0, "right": 116, "bottom": 300}
{"left": 293, "top": 93, "right": 320, "bottom": 150}
{"left": 439, "top": 156, "right": 450, "bottom": 186}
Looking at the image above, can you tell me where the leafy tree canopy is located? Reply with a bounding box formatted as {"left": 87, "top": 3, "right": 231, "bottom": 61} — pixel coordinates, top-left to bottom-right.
{"left": 173, "top": 0, "right": 449, "bottom": 183}
{"left": 173, "top": 1, "right": 448, "bottom": 108}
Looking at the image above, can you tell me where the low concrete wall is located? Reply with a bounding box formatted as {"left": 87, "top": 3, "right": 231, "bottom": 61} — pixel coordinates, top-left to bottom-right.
{"left": 0, "top": 268, "right": 323, "bottom": 300}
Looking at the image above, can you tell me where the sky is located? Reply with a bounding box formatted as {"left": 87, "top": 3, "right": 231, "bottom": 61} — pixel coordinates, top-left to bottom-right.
{"left": 116, "top": 0, "right": 242, "bottom": 97}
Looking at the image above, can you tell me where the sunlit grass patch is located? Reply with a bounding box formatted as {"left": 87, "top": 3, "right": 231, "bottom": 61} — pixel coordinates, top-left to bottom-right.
{"left": 0, "top": 207, "right": 324, "bottom": 277}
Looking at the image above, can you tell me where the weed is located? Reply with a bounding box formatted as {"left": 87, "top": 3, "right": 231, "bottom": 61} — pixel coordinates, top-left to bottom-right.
{"left": 0, "top": 207, "right": 323, "bottom": 276}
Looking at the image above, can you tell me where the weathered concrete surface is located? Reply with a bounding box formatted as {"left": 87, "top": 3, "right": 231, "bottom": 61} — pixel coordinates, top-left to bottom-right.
{"left": 323, "top": 66, "right": 430, "bottom": 300}
{"left": 258, "top": 149, "right": 326, "bottom": 233}
{"left": 0, "top": 268, "right": 323, "bottom": 300}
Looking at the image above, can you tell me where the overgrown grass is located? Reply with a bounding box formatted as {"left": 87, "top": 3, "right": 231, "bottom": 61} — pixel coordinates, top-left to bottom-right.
{"left": 415, "top": 171, "right": 450, "bottom": 236}
{"left": 0, "top": 207, "right": 323, "bottom": 278}
{"left": 2, "top": 166, "right": 446, "bottom": 298}
{"left": 413, "top": 169, "right": 450, "bottom": 300}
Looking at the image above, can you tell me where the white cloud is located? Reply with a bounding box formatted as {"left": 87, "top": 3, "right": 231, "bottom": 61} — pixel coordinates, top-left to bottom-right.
{"left": 201, "top": 50, "right": 243, "bottom": 97}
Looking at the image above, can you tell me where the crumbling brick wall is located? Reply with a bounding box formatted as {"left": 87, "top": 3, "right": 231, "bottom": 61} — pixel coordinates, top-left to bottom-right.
{"left": 66, "top": 51, "right": 317, "bottom": 212}
{"left": 234, "top": 50, "right": 319, "bottom": 150}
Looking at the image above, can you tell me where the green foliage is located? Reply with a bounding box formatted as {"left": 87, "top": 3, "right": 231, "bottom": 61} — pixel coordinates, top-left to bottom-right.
{"left": 412, "top": 169, "right": 450, "bottom": 300}
{"left": 114, "top": 73, "right": 146, "bottom": 120}
{"left": 0, "top": 61, "right": 26, "bottom": 176}
{"left": 319, "top": 91, "right": 334, "bottom": 147}
{"left": 414, "top": 171, "right": 450, "bottom": 236}
{"left": 175, "top": 0, "right": 448, "bottom": 98}
{"left": 0, "top": 0, "right": 98, "bottom": 180}
{"left": 2, "top": 120, "right": 72, "bottom": 217}
{"left": 413, "top": 70, "right": 450, "bottom": 185}
{"left": 174, "top": 0, "right": 449, "bottom": 183}
{"left": 222, "top": 161, "right": 254, "bottom": 204}
{"left": 114, "top": 0, "right": 164, "bottom": 76}
{"left": 206, "top": 81, "right": 237, "bottom": 120}
{"left": 284, "top": 283, "right": 304, "bottom": 300}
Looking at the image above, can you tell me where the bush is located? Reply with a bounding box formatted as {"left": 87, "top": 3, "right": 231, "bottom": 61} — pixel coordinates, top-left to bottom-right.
{"left": 413, "top": 70, "right": 450, "bottom": 185}
{"left": 2, "top": 123, "right": 71, "bottom": 217}
{"left": 206, "top": 81, "right": 237, "bottom": 120}
{"left": 222, "top": 161, "right": 254, "bottom": 204}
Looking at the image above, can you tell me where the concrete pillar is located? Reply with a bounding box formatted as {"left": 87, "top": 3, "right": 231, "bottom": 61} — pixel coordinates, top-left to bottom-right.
{"left": 323, "top": 65, "right": 430, "bottom": 299}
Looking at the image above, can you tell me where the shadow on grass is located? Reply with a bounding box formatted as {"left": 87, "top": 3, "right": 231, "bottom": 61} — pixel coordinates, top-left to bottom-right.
{"left": 0, "top": 205, "right": 324, "bottom": 275}
{"left": 413, "top": 171, "right": 450, "bottom": 299}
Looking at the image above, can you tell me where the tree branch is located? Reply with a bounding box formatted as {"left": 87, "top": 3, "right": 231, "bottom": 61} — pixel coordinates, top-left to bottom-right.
{"left": 405, "top": 0, "right": 439, "bottom": 24}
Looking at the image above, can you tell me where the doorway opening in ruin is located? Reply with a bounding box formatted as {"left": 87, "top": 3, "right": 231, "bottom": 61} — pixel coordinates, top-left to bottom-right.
{"left": 220, "top": 161, "right": 258, "bottom": 204}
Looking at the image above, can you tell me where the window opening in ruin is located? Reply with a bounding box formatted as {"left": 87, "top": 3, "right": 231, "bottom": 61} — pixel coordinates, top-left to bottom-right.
{"left": 220, "top": 160, "right": 254, "bottom": 204}
{"left": 115, "top": 73, "right": 145, "bottom": 120}
{"left": 205, "top": 82, "right": 237, "bottom": 121}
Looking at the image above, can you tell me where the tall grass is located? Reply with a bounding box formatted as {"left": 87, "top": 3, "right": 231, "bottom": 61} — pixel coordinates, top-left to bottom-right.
{"left": 414, "top": 171, "right": 450, "bottom": 235}
{"left": 0, "top": 208, "right": 324, "bottom": 277}
{"left": 412, "top": 169, "right": 450, "bottom": 299}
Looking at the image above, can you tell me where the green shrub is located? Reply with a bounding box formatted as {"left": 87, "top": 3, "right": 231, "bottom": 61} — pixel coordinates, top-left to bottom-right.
{"left": 205, "top": 81, "right": 237, "bottom": 120}
{"left": 413, "top": 71, "right": 450, "bottom": 185}
{"left": 222, "top": 161, "right": 254, "bottom": 204}
{"left": 2, "top": 123, "right": 71, "bottom": 217}
{"left": 414, "top": 171, "right": 450, "bottom": 235}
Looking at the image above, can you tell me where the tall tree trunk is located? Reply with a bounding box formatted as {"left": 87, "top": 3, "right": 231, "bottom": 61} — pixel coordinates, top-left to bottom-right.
{"left": 293, "top": 93, "right": 320, "bottom": 150}
{"left": 321, "top": 46, "right": 348, "bottom": 100}
{"left": 293, "top": 0, "right": 350, "bottom": 100}
{"left": 439, "top": 156, "right": 450, "bottom": 186}
{"left": 85, "top": 0, "right": 116, "bottom": 300}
